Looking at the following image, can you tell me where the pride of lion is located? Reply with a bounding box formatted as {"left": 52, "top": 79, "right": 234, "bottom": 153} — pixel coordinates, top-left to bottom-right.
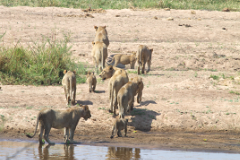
{"left": 26, "top": 25, "right": 152, "bottom": 144}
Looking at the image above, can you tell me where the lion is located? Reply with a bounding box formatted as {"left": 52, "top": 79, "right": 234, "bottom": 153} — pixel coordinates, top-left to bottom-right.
{"left": 136, "top": 45, "right": 153, "bottom": 74}
{"left": 86, "top": 71, "right": 97, "bottom": 93}
{"left": 94, "top": 26, "right": 109, "bottom": 47}
{"left": 118, "top": 76, "right": 144, "bottom": 119}
{"left": 110, "top": 52, "right": 137, "bottom": 69}
{"left": 110, "top": 118, "right": 128, "bottom": 139}
{"left": 99, "top": 65, "right": 129, "bottom": 115}
{"left": 91, "top": 41, "right": 108, "bottom": 72}
{"left": 62, "top": 70, "right": 76, "bottom": 105}
{"left": 26, "top": 105, "right": 91, "bottom": 145}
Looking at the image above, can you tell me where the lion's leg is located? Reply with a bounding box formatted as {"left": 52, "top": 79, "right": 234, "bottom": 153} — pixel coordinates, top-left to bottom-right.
{"left": 117, "top": 130, "right": 122, "bottom": 137}
{"left": 142, "top": 61, "right": 146, "bottom": 74}
{"left": 92, "top": 84, "right": 96, "bottom": 92}
{"left": 69, "top": 126, "right": 77, "bottom": 143}
{"left": 109, "top": 87, "right": 114, "bottom": 113}
{"left": 137, "top": 61, "right": 141, "bottom": 75}
{"left": 130, "top": 62, "right": 134, "bottom": 69}
{"left": 67, "top": 86, "right": 70, "bottom": 105}
{"left": 72, "top": 87, "right": 76, "bottom": 105}
{"left": 64, "top": 128, "right": 69, "bottom": 143}
{"left": 38, "top": 124, "right": 44, "bottom": 144}
{"left": 63, "top": 86, "right": 67, "bottom": 103}
{"left": 113, "top": 91, "right": 118, "bottom": 115}
{"left": 125, "top": 124, "right": 127, "bottom": 137}
{"left": 147, "top": 60, "right": 151, "bottom": 72}
{"left": 44, "top": 125, "right": 55, "bottom": 145}
{"left": 110, "top": 126, "right": 116, "bottom": 139}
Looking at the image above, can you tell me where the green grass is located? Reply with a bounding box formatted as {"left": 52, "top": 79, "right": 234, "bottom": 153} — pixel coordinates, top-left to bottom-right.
{"left": 0, "top": 0, "right": 239, "bottom": 11}
{"left": 229, "top": 90, "right": 240, "bottom": 95}
{"left": 210, "top": 74, "right": 219, "bottom": 80}
{"left": 0, "top": 33, "right": 86, "bottom": 85}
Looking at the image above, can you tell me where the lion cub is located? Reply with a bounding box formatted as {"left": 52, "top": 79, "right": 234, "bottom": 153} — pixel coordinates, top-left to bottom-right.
{"left": 62, "top": 70, "right": 76, "bottom": 105}
{"left": 136, "top": 45, "right": 153, "bottom": 74}
{"left": 110, "top": 118, "right": 128, "bottom": 139}
{"left": 86, "top": 71, "right": 97, "bottom": 92}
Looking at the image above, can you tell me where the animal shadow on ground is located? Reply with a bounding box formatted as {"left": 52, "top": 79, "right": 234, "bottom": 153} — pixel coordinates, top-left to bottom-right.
{"left": 136, "top": 100, "right": 157, "bottom": 107}
{"left": 128, "top": 108, "right": 160, "bottom": 132}
{"left": 94, "top": 90, "right": 105, "bottom": 93}
{"left": 76, "top": 100, "right": 93, "bottom": 105}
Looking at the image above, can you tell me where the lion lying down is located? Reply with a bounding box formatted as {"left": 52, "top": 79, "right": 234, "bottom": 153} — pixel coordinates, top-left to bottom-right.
{"left": 26, "top": 105, "right": 91, "bottom": 145}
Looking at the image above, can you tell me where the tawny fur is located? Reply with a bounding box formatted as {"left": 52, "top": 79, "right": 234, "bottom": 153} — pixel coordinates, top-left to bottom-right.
{"left": 86, "top": 72, "right": 97, "bottom": 93}
{"left": 94, "top": 26, "right": 109, "bottom": 47}
{"left": 26, "top": 105, "right": 91, "bottom": 145}
{"left": 136, "top": 45, "right": 153, "bottom": 74}
{"left": 91, "top": 41, "right": 108, "bottom": 72}
{"left": 62, "top": 70, "right": 76, "bottom": 105}
{"left": 117, "top": 76, "right": 144, "bottom": 119}
{"left": 110, "top": 118, "right": 128, "bottom": 139}
{"left": 111, "top": 52, "right": 137, "bottom": 69}
{"left": 99, "top": 66, "right": 129, "bottom": 115}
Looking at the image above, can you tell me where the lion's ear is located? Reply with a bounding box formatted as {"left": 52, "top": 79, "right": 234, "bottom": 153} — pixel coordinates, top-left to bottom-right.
{"left": 63, "top": 70, "right": 67, "bottom": 74}
{"left": 73, "top": 70, "right": 76, "bottom": 74}
{"left": 92, "top": 41, "right": 95, "bottom": 45}
{"left": 92, "top": 72, "right": 95, "bottom": 75}
{"left": 94, "top": 26, "right": 98, "bottom": 30}
{"left": 83, "top": 105, "right": 89, "bottom": 111}
{"left": 150, "top": 49, "right": 153, "bottom": 52}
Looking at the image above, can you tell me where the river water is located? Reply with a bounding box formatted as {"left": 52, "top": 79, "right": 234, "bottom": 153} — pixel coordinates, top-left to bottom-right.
{"left": 0, "top": 140, "right": 240, "bottom": 160}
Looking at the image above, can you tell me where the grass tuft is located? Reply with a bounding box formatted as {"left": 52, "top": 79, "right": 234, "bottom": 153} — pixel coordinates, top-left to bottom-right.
{"left": 0, "top": 33, "right": 86, "bottom": 85}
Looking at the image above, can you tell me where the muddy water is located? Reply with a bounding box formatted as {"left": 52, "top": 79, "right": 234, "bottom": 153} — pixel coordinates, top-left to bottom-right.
{"left": 0, "top": 140, "right": 240, "bottom": 160}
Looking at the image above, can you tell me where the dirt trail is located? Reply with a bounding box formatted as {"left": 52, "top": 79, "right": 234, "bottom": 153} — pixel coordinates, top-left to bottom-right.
{"left": 0, "top": 6, "right": 240, "bottom": 152}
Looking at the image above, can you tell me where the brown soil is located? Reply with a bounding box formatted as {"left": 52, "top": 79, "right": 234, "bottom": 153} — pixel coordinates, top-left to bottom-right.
{"left": 1, "top": 6, "right": 240, "bottom": 152}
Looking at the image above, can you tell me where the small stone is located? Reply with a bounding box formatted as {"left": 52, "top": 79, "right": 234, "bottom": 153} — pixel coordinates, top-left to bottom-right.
{"left": 115, "top": 15, "right": 120, "bottom": 17}
{"left": 167, "top": 17, "right": 174, "bottom": 21}
{"left": 164, "top": 8, "right": 170, "bottom": 11}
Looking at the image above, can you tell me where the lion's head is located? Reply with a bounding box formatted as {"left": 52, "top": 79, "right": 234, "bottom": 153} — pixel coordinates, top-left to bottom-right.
{"left": 81, "top": 105, "right": 91, "bottom": 120}
{"left": 99, "top": 65, "right": 114, "bottom": 80}
{"left": 94, "top": 26, "right": 108, "bottom": 35}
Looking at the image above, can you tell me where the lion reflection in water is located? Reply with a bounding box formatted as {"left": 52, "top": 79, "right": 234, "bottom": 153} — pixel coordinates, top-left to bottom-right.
{"left": 107, "top": 147, "right": 140, "bottom": 160}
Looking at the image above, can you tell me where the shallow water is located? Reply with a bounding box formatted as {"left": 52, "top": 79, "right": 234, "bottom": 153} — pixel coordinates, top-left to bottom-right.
{"left": 0, "top": 140, "right": 240, "bottom": 160}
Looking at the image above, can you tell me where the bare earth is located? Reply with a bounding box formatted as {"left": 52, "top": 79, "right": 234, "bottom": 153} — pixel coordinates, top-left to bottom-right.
{"left": 1, "top": 6, "right": 240, "bottom": 152}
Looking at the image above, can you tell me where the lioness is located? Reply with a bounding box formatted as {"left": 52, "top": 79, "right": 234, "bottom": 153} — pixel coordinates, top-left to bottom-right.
{"left": 94, "top": 26, "right": 109, "bottom": 47}
{"left": 110, "top": 118, "right": 128, "bottom": 139}
{"left": 26, "top": 105, "right": 91, "bottom": 145}
{"left": 118, "top": 76, "right": 144, "bottom": 119}
{"left": 92, "top": 41, "right": 108, "bottom": 72}
{"left": 86, "top": 71, "right": 97, "bottom": 93}
{"left": 136, "top": 45, "right": 153, "bottom": 74}
{"left": 111, "top": 52, "right": 137, "bottom": 69}
{"left": 62, "top": 70, "right": 76, "bottom": 105}
{"left": 99, "top": 65, "right": 129, "bottom": 115}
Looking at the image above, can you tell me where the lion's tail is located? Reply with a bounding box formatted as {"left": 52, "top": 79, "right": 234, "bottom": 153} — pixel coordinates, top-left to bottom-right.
{"left": 26, "top": 113, "right": 40, "bottom": 138}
